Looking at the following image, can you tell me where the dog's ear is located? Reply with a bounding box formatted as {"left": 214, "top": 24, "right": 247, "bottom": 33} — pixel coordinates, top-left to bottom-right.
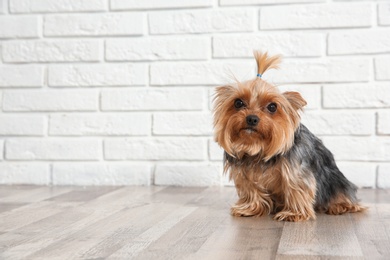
{"left": 213, "top": 85, "right": 236, "bottom": 105}
{"left": 282, "top": 91, "right": 307, "bottom": 111}
{"left": 215, "top": 85, "right": 235, "bottom": 98}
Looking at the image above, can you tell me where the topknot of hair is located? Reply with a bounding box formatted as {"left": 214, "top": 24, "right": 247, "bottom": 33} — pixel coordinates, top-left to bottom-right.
{"left": 253, "top": 51, "right": 282, "bottom": 78}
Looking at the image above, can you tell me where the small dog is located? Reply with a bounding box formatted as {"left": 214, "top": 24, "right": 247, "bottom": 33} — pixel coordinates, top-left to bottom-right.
{"left": 213, "top": 51, "right": 365, "bottom": 221}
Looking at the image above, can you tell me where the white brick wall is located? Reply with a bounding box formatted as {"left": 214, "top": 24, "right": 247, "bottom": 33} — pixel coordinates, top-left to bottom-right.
{"left": 0, "top": 65, "right": 43, "bottom": 87}
{"left": 213, "top": 34, "right": 324, "bottom": 58}
{"left": 44, "top": 13, "right": 144, "bottom": 37}
{"left": 6, "top": 139, "right": 101, "bottom": 160}
{"left": 149, "top": 9, "right": 255, "bottom": 34}
{"left": 378, "top": 3, "right": 390, "bottom": 26}
{"left": 106, "top": 37, "right": 210, "bottom": 61}
{"left": 3, "top": 40, "right": 101, "bottom": 63}
{"left": 52, "top": 163, "right": 152, "bottom": 186}
{"left": 3, "top": 90, "right": 98, "bottom": 111}
{"left": 9, "top": 0, "right": 107, "bottom": 13}
{"left": 0, "top": 0, "right": 389, "bottom": 188}
{"left": 111, "top": 0, "right": 213, "bottom": 10}
{"left": 0, "top": 16, "right": 39, "bottom": 38}
{"left": 259, "top": 4, "right": 372, "bottom": 30}
{"left": 375, "top": 56, "right": 390, "bottom": 81}
{"left": 48, "top": 64, "right": 146, "bottom": 87}
{"left": 104, "top": 138, "right": 205, "bottom": 161}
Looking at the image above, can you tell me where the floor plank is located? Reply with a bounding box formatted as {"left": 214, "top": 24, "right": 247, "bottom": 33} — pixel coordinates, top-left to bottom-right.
{"left": 351, "top": 203, "right": 390, "bottom": 259}
{"left": 14, "top": 187, "right": 166, "bottom": 259}
{"left": 276, "top": 214, "right": 363, "bottom": 258}
{"left": 191, "top": 216, "right": 283, "bottom": 260}
{"left": 0, "top": 186, "right": 71, "bottom": 203}
{"left": 0, "top": 186, "right": 389, "bottom": 260}
{"left": 0, "top": 202, "right": 27, "bottom": 214}
{"left": 108, "top": 206, "right": 197, "bottom": 259}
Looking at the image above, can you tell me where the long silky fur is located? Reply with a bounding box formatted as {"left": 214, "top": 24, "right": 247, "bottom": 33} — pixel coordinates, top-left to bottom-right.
{"left": 213, "top": 50, "right": 365, "bottom": 221}
{"left": 253, "top": 51, "right": 282, "bottom": 76}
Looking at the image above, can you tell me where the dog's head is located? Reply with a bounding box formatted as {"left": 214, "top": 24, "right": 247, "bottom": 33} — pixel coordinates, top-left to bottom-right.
{"left": 213, "top": 51, "right": 306, "bottom": 161}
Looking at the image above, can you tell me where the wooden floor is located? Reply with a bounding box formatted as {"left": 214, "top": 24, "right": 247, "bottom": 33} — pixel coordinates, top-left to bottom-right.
{"left": 0, "top": 186, "right": 389, "bottom": 260}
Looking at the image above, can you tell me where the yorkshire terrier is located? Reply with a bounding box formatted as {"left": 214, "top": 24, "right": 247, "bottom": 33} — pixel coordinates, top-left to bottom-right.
{"left": 213, "top": 51, "right": 365, "bottom": 221}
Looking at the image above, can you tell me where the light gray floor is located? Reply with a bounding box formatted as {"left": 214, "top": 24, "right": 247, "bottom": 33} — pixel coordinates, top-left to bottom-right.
{"left": 0, "top": 185, "right": 389, "bottom": 259}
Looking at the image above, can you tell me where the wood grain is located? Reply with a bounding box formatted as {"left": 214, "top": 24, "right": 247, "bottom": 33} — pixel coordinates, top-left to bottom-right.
{"left": 277, "top": 214, "right": 363, "bottom": 258}
{"left": 0, "top": 186, "right": 389, "bottom": 259}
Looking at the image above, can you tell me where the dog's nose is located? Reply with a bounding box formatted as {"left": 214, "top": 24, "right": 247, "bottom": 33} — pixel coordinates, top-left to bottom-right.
{"left": 246, "top": 115, "right": 259, "bottom": 126}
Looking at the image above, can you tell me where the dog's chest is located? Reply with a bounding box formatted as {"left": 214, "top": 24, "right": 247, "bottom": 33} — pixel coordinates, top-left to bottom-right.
{"left": 239, "top": 162, "right": 284, "bottom": 194}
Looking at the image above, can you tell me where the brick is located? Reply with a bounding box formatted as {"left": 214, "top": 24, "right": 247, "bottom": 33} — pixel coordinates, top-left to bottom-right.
{"left": 337, "top": 162, "right": 376, "bottom": 188}
{"left": 3, "top": 89, "right": 98, "bottom": 112}
{"left": 49, "top": 113, "right": 150, "bottom": 136}
{"left": 0, "top": 0, "right": 5, "bottom": 13}
{"left": 155, "top": 164, "right": 221, "bottom": 186}
{"left": 208, "top": 88, "right": 215, "bottom": 111}
{"left": 322, "top": 137, "right": 390, "bottom": 161}
{"left": 106, "top": 37, "right": 209, "bottom": 61}
{"left": 0, "top": 140, "right": 3, "bottom": 161}
{"left": 221, "top": 0, "right": 325, "bottom": 5}
{"left": 111, "top": 0, "right": 212, "bottom": 10}
{"left": 44, "top": 13, "right": 143, "bottom": 37}
{"left": 265, "top": 58, "right": 369, "bottom": 84}
{"left": 260, "top": 4, "right": 371, "bottom": 30}
{"left": 0, "top": 116, "right": 45, "bottom": 136}
{"left": 49, "top": 64, "right": 146, "bottom": 87}
{"left": 150, "top": 61, "right": 250, "bottom": 85}
{"left": 52, "top": 163, "right": 152, "bottom": 186}
{"left": 209, "top": 139, "right": 224, "bottom": 161}
{"left": 101, "top": 88, "right": 204, "bottom": 111}
{"left": 104, "top": 138, "right": 205, "bottom": 160}
{"left": 153, "top": 112, "right": 212, "bottom": 136}
{"left": 149, "top": 9, "right": 254, "bottom": 35}
{"left": 323, "top": 83, "right": 390, "bottom": 108}
{"left": 277, "top": 85, "right": 321, "bottom": 110}
{"left": 302, "top": 111, "right": 374, "bottom": 136}
{"left": 213, "top": 34, "right": 323, "bottom": 58}
{"left": 3, "top": 40, "right": 101, "bottom": 63}
{"left": 328, "top": 29, "right": 390, "bottom": 55}
{"left": 0, "top": 16, "right": 39, "bottom": 39}
{"left": 378, "top": 111, "right": 390, "bottom": 135}
{"left": 6, "top": 139, "right": 101, "bottom": 160}
{"left": 10, "top": 0, "right": 106, "bottom": 13}
{"left": 375, "top": 56, "right": 390, "bottom": 81}
{"left": 378, "top": 164, "right": 390, "bottom": 189}
{"left": 0, "top": 65, "right": 43, "bottom": 87}
{"left": 378, "top": 3, "right": 390, "bottom": 26}
{"left": 0, "top": 164, "right": 50, "bottom": 185}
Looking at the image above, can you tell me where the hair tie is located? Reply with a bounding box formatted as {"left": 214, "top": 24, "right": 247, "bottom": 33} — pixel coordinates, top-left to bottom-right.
{"left": 257, "top": 73, "right": 262, "bottom": 78}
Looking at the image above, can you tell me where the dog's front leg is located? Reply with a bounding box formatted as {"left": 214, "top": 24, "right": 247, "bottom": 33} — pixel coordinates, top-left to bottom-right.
{"left": 273, "top": 162, "right": 317, "bottom": 222}
{"left": 230, "top": 169, "right": 273, "bottom": 217}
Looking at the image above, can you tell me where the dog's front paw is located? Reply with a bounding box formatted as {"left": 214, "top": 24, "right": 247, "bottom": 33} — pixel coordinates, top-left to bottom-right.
{"left": 231, "top": 207, "right": 251, "bottom": 217}
{"left": 231, "top": 201, "right": 270, "bottom": 217}
{"left": 273, "top": 211, "right": 313, "bottom": 222}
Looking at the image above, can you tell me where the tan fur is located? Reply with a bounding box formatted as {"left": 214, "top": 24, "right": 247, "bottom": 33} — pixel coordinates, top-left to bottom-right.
{"left": 214, "top": 76, "right": 316, "bottom": 221}
{"left": 253, "top": 51, "right": 282, "bottom": 77}
{"left": 321, "top": 193, "right": 367, "bottom": 215}
{"left": 213, "top": 51, "right": 364, "bottom": 222}
{"left": 213, "top": 80, "right": 304, "bottom": 161}
{"left": 228, "top": 157, "right": 316, "bottom": 221}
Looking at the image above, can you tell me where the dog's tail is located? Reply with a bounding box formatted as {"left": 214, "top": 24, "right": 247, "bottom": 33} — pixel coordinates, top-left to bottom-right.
{"left": 253, "top": 51, "right": 282, "bottom": 78}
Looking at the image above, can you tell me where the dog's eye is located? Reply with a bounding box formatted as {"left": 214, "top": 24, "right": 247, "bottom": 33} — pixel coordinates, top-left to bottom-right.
{"left": 234, "top": 99, "right": 245, "bottom": 109}
{"left": 267, "top": 103, "right": 277, "bottom": 113}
